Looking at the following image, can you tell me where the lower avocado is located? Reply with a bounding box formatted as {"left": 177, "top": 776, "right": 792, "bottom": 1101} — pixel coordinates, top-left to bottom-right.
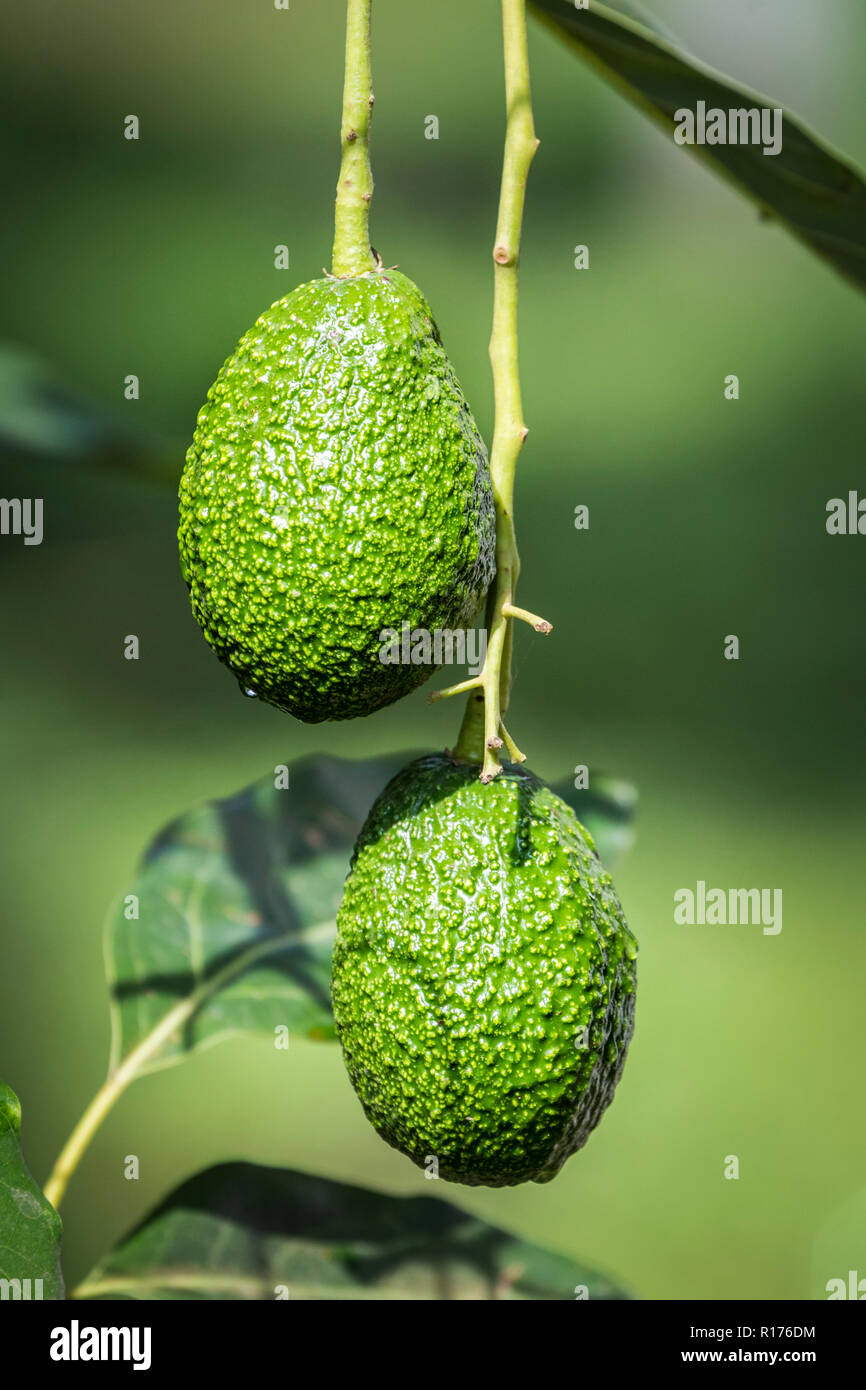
{"left": 331, "top": 752, "right": 637, "bottom": 1187}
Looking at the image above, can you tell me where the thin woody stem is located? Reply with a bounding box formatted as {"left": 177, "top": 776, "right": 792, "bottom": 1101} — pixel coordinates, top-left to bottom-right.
{"left": 452, "top": 0, "right": 543, "bottom": 780}
{"left": 332, "top": 0, "right": 377, "bottom": 277}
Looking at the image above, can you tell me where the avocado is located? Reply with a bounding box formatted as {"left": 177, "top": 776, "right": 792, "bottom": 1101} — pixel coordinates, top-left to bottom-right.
{"left": 178, "top": 270, "right": 495, "bottom": 722}
{"left": 331, "top": 753, "right": 638, "bottom": 1187}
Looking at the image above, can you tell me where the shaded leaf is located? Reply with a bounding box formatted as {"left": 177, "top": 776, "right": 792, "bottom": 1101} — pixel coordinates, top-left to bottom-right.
{"left": 107, "top": 753, "right": 409, "bottom": 1077}
{"left": 552, "top": 771, "right": 637, "bottom": 867}
{"left": 596, "top": 0, "right": 677, "bottom": 43}
{"left": 74, "top": 1162, "right": 630, "bottom": 1301}
{"left": 0, "top": 1082, "right": 64, "bottom": 1300}
{"left": 0, "top": 341, "right": 174, "bottom": 481}
{"left": 530, "top": 0, "right": 866, "bottom": 291}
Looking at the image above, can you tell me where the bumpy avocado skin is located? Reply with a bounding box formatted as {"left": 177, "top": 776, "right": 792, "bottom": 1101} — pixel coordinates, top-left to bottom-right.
{"left": 178, "top": 271, "right": 495, "bottom": 722}
{"left": 331, "top": 753, "right": 638, "bottom": 1188}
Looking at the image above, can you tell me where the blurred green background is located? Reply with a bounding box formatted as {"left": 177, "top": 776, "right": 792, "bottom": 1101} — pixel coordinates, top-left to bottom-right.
{"left": 2, "top": 0, "right": 864, "bottom": 1299}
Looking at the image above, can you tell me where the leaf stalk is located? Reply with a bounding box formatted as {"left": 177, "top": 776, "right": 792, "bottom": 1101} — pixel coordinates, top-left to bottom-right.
{"left": 42, "top": 933, "right": 295, "bottom": 1210}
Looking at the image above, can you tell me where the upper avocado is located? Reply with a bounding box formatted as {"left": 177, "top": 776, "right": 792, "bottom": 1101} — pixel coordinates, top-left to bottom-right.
{"left": 178, "top": 270, "right": 495, "bottom": 721}
{"left": 331, "top": 753, "right": 638, "bottom": 1187}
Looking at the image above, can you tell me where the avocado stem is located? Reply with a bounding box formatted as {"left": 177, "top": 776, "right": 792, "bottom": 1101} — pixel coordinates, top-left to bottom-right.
{"left": 503, "top": 602, "right": 553, "bottom": 634}
{"left": 452, "top": 0, "right": 545, "bottom": 780}
{"left": 332, "top": 0, "right": 378, "bottom": 277}
{"left": 430, "top": 674, "right": 482, "bottom": 703}
{"left": 499, "top": 721, "right": 526, "bottom": 764}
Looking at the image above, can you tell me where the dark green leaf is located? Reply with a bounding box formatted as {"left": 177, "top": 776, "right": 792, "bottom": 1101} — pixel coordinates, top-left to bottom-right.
{"left": 551, "top": 771, "right": 637, "bottom": 867}
{"left": 530, "top": 0, "right": 866, "bottom": 291}
{"left": 0, "top": 1082, "right": 64, "bottom": 1300}
{"left": 74, "top": 1162, "right": 630, "bottom": 1300}
{"left": 107, "top": 753, "right": 410, "bottom": 1077}
{"left": 0, "top": 341, "right": 174, "bottom": 481}
{"left": 594, "top": 0, "right": 676, "bottom": 42}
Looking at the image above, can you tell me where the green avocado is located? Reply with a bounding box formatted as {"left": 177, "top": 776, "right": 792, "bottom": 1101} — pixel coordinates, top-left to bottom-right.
{"left": 331, "top": 752, "right": 638, "bottom": 1187}
{"left": 178, "top": 270, "right": 495, "bottom": 722}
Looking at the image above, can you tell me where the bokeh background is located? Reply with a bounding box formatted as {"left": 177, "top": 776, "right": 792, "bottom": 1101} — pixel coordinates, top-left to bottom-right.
{"left": 2, "top": 0, "right": 864, "bottom": 1299}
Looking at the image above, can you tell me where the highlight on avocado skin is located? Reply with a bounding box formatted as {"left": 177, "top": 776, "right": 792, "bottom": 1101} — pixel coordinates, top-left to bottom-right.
{"left": 331, "top": 753, "right": 638, "bottom": 1188}
{"left": 178, "top": 270, "right": 495, "bottom": 723}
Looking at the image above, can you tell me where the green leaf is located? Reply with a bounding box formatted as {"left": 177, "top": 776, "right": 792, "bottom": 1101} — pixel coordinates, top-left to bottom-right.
{"left": 530, "top": 0, "right": 866, "bottom": 291}
{"left": 107, "top": 753, "right": 411, "bottom": 1078}
{"left": 74, "top": 1162, "right": 630, "bottom": 1301}
{"left": 0, "top": 1082, "right": 64, "bottom": 1300}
